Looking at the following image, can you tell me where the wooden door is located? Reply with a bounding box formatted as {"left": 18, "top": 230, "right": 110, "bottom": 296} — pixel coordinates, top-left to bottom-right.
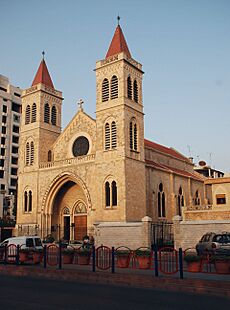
{"left": 74, "top": 215, "right": 87, "bottom": 241}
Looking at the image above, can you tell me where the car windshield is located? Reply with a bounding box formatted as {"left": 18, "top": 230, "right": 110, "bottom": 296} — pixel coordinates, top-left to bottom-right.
{"left": 26, "top": 238, "right": 34, "bottom": 247}
{"left": 35, "top": 238, "right": 42, "bottom": 246}
{"left": 213, "top": 234, "right": 230, "bottom": 243}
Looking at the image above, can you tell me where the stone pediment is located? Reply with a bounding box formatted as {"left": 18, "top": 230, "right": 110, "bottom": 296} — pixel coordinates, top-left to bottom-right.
{"left": 53, "top": 110, "right": 96, "bottom": 161}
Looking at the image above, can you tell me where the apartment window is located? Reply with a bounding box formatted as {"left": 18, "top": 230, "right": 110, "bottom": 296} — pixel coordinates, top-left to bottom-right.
{"left": 12, "top": 102, "right": 21, "bottom": 113}
{"left": 14, "top": 92, "right": 21, "bottom": 98}
{"left": 11, "top": 157, "right": 18, "bottom": 165}
{"left": 11, "top": 168, "right": 17, "bottom": 175}
{"left": 1, "top": 137, "right": 6, "bottom": 145}
{"left": 10, "top": 179, "right": 17, "bottom": 187}
{"left": 0, "top": 171, "right": 4, "bottom": 178}
{"left": 2, "top": 126, "right": 6, "bottom": 134}
{"left": 0, "top": 184, "right": 5, "bottom": 190}
{"left": 0, "top": 159, "right": 4, "bottom": 167}
{"left": 13, "top": 125, "right": 19, "bottom": 133}
{"left": 1, "top": 148, "right": 5, "bottom": 156}
{"left": 2, "top": 115, "right": 6, "bottom": 123}
{"left": 110, "top": 75, "right": 118, "bottom": 99}
{"left": 216, "top": 194, "right": 226, "bottom": 205}
{"left": 12, "top": 136, "right": 19, "bottom": 144}
{"left": 13, "top": 115, "right": 20, "bottom": 123}
{"left": 0, "top": 87, "right": 7, "bottom": 92}
{"left": 102, "top": 78, "right": 109, "bottom": 102}
{"left": 12, "top": 146, "right": 18, "bottom": 154}
{"left": 3, "top": 105, "right": 7, "bottom": 113}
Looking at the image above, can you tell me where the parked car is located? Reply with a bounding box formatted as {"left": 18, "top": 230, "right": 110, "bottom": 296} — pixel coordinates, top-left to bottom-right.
{"left": 0, "top": 236, "right": 43, "bottom": 250}
{"left": 196, "top": 232, "right": 230, "bottom": 255}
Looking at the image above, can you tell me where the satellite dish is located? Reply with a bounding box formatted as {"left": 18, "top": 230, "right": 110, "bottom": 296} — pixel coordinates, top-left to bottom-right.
{"left": 199, "top": 160, "right": 206, "bottom": 167}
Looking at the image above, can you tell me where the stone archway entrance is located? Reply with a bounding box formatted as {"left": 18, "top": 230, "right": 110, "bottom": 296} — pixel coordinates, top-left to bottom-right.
{"left": 50, "top": 180, "right": 88, "bottom": 242}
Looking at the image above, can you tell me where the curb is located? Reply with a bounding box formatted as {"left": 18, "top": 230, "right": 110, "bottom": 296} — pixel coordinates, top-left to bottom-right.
{"left": 0, "top": 265, "right": 229, "bottom": 298}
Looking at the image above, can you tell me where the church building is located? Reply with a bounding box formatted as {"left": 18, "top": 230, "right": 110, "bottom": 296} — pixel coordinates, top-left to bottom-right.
{"left": 16, "top": 23, "right": 208, "bottom": 249}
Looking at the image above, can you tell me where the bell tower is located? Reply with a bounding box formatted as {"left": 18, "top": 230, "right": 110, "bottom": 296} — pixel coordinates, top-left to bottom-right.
{"left": 95, "top": 19, "right": 146, "bottom": 221}
{"left": 19, "top": 53, "right": 63, "bottom": 172}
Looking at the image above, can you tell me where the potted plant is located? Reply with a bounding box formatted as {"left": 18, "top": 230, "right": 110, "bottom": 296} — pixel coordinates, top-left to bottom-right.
{"left": 115, "top": 247, "right": 132, "bottom": 268}
{"left": 184, "top": 253, "right": 201, "bottom": 272}
{"left": 135, "top": 248, "right": 152, "bottom": 269}
{"left": 76, "top": 248, "right": 91, "bottom": 265}
{"left": 212, "top": 255, "right": 230, "bottom": 274}
{"left": 19, "top": 248, "right": 30, "bottom": 263}
{"left": 62, "top": 248, "right": 74, "bottom": 264}
{"left": 33, "top": 248, "right": 44, "bottom": 264}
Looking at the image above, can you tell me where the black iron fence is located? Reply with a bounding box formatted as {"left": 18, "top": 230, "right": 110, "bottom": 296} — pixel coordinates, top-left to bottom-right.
{"left": 151, "top": 222, "right": 174, "bottom": 248}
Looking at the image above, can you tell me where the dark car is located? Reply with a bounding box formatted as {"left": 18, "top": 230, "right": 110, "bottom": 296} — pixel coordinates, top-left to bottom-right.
{"left": 196, "top": 232, "right": 230, "bottom": 255}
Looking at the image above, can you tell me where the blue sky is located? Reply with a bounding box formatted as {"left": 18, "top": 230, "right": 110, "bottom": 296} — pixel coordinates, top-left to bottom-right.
{"left": 1, "top": 0, "right": 230, "bottom": 172}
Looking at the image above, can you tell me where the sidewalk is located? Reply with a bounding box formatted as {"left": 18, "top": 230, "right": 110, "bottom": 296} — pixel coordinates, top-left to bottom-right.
{"left": 0, "top": 264, "right": 229, "bottom": 298}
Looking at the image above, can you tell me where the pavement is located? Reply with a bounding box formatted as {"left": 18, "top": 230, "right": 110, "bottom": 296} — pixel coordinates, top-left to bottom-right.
{"left": 0, "top": 263, "right": 229, "bottom": 299}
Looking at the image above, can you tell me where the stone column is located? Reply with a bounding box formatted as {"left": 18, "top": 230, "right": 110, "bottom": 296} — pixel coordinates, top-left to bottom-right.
{"left": 141, "top": 216, "right": 152, "bottom": 247}
{"left": 172, "top": 215, "right": 182, "bottom": 250}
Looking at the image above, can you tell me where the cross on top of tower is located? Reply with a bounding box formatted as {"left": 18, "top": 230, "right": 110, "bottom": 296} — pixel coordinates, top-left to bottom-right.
{"left": 42, "top": 51, "right": 45, "bottom": 59}
{"left": 117, "top": 15, "right": 120, "bottom": 25}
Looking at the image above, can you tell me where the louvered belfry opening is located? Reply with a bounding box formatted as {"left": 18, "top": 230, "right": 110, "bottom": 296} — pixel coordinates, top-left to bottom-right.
{"left": 30, "top": 141, "right": 34, "bottom": 164}
{"left": 105, "top": 123, "right": 110, "bottom": 150}
{"left": 110, "top": 75, "right": 118, "bottom": 99}
{"left": 133, "top": 123, "right": 137, "bottom": 151}
{"left": 31, "top": 103, "right": 36, "bottom": 123}
{"left": 111, "top": 121, "right": 117, "bottom": 149}
{"left": 25, "top": 105, "right": 30, "bottom": 124}
{"left": 127, "top": 76, "right": 132, "bottom": 99}
{"left": 26, "top": 142, "right": 30, "bottom": 165}
{"left": 129, "top": 122, "right": 133, "bottom": 150}
{"left": 44, "top": 103, "right": 50, "bottom": 123}
{"left": 102, "top": 78, "right": 109, "bottom": 102}
{"left": 51, "top": 106, "right": 57, "bottom": 125}
{"left": 133, "top": 80, "right": 138, "bottom": 103}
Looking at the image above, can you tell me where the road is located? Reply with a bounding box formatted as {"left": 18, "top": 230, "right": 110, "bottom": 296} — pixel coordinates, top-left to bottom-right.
{"left": 0, "top": 275, "right": 229, "bottom": 310}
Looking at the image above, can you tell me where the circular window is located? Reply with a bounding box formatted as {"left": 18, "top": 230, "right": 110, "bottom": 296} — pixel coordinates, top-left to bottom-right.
{"left": 72, "top": 136, "right": 89, "bottom": 157}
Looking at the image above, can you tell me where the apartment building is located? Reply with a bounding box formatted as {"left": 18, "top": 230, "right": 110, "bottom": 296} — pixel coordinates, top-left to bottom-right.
{"left": 0, "top": 74, "right": 21, "bottom": 219}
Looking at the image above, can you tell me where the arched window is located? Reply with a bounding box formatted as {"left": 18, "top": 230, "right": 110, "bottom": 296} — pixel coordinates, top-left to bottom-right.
{"left": 105, "top": 180, "right": 118, "bottom": 207}
{"left": 110, "top": 75, "right": 118, "bottom": 99}
{"left": 194, "top": 190, "right": 200, "bottom": 205}
{"left": 111, "top": 121, "right": 117, "bottom": 149}
{"left": 127, "top": 76, "right": 132, "bottom": 99}
{"left": 25, "top": 105, "right": 30, "bottom": 124}
{"left": 102, "top": 78, "right": 109, "bottom": 102}
{"left": 30, "top": 141, "right": 34, "bottom": 165}
{"left": 28, "top": 190, "right": 32, "bottom": 212}
{"left": 48, "top": 150, "right": 52, "bottom": 162}
{"left": 158, "top": 183, "right": 166, "bottom": 217}
{"left": 26, "top": 142, "right": 30, "bottom": 165}
{"left": 133, "top": 80, "right": 138, "bottom": 103}
{"left": 31, "top": 103, "right": 36, "bottom": 123}
{"left": 24, "top": 191, "right": 28, "bottom": 212}
{"left": 177, "top": 186, "right": 184, "bottom": 216}
{"left": 51, "top": 106, "right": 57, "bottom": 125}
{"left": 105, "top": 182, "right": 110, "bottom": 207}
{"left": 44, "top": 103, "right": 50, "bottom": 123}
{"left": 112, "top": 181, "right": 117, "bottom": 206}
{"left": 105, "top": 123, "right": 110, "bottom": 150}
{"left": 129, "top": 119, "right": 138, "bottom": 151}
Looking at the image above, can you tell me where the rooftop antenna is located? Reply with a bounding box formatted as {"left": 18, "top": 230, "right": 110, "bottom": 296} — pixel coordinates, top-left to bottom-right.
{"left": 208, "top": 152, "right": 212, "bottom": 167}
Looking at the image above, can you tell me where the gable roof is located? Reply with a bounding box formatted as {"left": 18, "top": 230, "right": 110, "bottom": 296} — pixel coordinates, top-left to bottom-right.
{"left": 32, "top": 59, "right": 54, "bottom": 89}
{"left": 106, "top": 25, "right": 131, "bottom": 59}
{"left": 144, "top": 139, "right": 191, "bottom": 163}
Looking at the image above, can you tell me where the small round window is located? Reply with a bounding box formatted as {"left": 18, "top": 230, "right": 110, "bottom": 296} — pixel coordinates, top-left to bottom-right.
{"left": 72, "top": 136, "right": 89, "bottom": 157}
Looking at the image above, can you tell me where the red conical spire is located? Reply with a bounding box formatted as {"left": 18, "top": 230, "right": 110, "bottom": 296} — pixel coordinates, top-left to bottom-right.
{"left": 106, "top": 23, "right": 131, "bottom": 59}
{"left": 32, "top": 53, "right": 54, "bottom": 88}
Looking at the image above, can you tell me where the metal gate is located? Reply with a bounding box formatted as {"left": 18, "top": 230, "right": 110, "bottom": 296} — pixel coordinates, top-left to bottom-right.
{"left": 151, "top": 222, "right": 174, "bottom": 248}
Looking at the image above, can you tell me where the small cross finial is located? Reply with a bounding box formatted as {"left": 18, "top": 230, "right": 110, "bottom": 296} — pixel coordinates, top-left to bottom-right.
{"left": 78, "top": 99, "right": 84, "bottom": 111}
{"left": 42, "top": 51, "right": 45, "bottom": 59}
{"left": 117, "top": 15, "right": 120, "bottom": 25}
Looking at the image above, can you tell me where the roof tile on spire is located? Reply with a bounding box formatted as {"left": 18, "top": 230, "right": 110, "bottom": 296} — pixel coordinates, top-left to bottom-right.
{"left": 32, "top": 59, "right": 54, "bottom": 89}
{"left": 106, "top": 25, "right": 131, "bottom": 59}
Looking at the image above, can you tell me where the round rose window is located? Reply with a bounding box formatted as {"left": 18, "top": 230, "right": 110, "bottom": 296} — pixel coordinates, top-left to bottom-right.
{"left": 72, "top": 136, "right": 89, "bottom": 157}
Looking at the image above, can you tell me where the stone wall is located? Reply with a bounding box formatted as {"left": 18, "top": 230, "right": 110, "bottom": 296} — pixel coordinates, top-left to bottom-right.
{"left": 173, "top": 215, "right": 230, "bottom": 250}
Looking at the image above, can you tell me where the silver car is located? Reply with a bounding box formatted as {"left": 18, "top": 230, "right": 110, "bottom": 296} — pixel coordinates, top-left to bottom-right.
{"left": 196, "top": 232, "right": 230, "bottom": 255}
